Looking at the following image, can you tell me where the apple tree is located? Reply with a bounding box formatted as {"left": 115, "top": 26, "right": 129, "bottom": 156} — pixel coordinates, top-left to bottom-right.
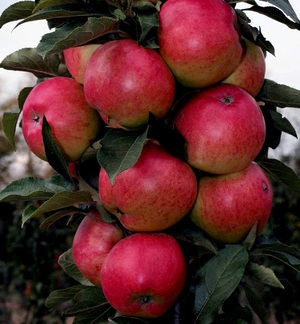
{"left": 1, "top": 0, "right": 300, "bottom": 322}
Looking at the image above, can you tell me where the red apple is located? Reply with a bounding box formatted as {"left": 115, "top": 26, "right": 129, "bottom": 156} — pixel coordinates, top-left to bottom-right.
{"left": 157, "top": 0, "right": 243, "bottom": 88}
{"left": 222, "top": 38, "right": 266, "bottom": 97}
{"left": 173, "top": 83, "right": 266, "bottom": 174}
{"left": 63, "top": 44, "right": 100, "bottom": 84}
{"left": 22, "top": 76, "right": 101, "bottom": 162}
{"left": 72, "top": 210, "right": 124, "bottom": 287}
{"left": 99, "top": 140, "right": 198, "bottom": 232}
{"left": 190, "top": 162, "right": 273, "bottom": 243}
{"left": 101, "top": 232, "right": 187, "bottom": 318}
{"left": 84, "top": 39, "right": 175, "bottom": 130}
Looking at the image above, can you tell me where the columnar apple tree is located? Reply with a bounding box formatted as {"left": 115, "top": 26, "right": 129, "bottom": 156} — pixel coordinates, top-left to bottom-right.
{"left": 1, "top": 0, "right": 300, "bottom": 322}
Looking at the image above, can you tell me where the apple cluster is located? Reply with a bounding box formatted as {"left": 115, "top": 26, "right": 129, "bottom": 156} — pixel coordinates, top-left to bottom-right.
{"left": 20, "top": 0, "right": 274, "bottom": 319}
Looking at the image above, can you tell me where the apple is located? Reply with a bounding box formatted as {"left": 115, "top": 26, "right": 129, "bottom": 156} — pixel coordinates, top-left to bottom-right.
{"left": 84, "top": 39, "right": 175, "bottom": 130}
{"left": 72, "top": 210, "right": 124, "bottom": 287}
{"left": 222, "top": 38, "right": 266, "bottom": 97}
{"left": 157, "top": 0, "right": 243, "bottom": 88}
{"left": 63, "top": 44, "right": 100, "bottom": 84}
{"left": 22, "top": 76, "right": 101, "bottom": 162}
{"left": 99, "top": 140, "right": 198, "bottom": 232}
{"left": 100, "top": 232, "right": 187, "bottom": 318}
{"left": 173, "top": 83, "right": 266, "bottom": 174}
{"left": 190, "top": 162, "right": 273, "bottom": 243}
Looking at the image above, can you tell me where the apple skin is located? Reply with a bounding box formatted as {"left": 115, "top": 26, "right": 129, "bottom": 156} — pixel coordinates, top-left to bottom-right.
{"left": 99, "top": 140, "right": 198, "bottom": 232}
{"left": 190, "top": 162, "right": 273, "bottom": 243}
{"left": 157, "top": 0, "right": 243, "bottom": 88}
{"left": 100, "top": 232, "right": 187, "bottom": 318}
{"left": 84, "top": 39, "right": 175, "bottom": 130}
{"left": 173, "top": 83, "right": 266, "bottom": 174}
{"left": 63, "top": 44, "right": 100, "bottom": 84}
{"left": 22, "top": 76, "right": 101, "bottom": 162}
{"left": 222, "top": 38, "right": 266, "bottom": 97}
{"left": 72, "top": 210, "right": 124, "bottom": 287}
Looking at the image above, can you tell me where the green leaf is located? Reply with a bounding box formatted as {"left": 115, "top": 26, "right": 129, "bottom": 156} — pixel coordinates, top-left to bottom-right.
{"left": 21, "top": 190, "right": 93, "bottom": 226}
{"left": 236, "top": 10, "right": 275, "bottom": 55}
{"left": 0, "top": 48, "right": 66, "bottom": 78}
{"left": 16, "top": 3, "right": 100, "bottom": 27}
{"left": 258, "top": 156, "right": 300, "bottom": 195}
{"left": 39, "top": 207, "right": 79, "bottom": 230}
{"left": 42, "top": 117, "right": 72, "bottom": 181}
{"left": 108, "top": 316, "right": 150, "bottom": 324}
{"left": 2, "top": 111, "right": 20, "bottom": 150}
{"left": 0, "top": 174, "right": 75, "bottom": 202}
{"left": 269, "top": 110, "right": 298, "bottom": 138}
{"left": 259, "top": 79, "right": 300, "bottom": 108}
{"left": 37, "top": 16, "right": 119, "bottom": 56}
{"left": 68, "top": 287, "right": 113, "bottom": 322}
{"left": 18, "top": 87, "right": 33, "bottom": 110}
{"left": 134, "top": 1, "right": 159, "bottom": 44}
{"left": 251, "top": 235, "right": 300, "bottom": 272}
{"left": 260, "top": 0, "right": 300, "bottom": 23}
{"left": 46, "top": 284, "right": 89, "bottom": 309}
{"left": 245, "top": 5, "right": 300, "bottom": 29}
{"left": 33, "top": 0, "right": 83, "bottom": 13}
{"left": 241, "top": 283, "right": 268, "bottom": 323}
{"left": 97, "top": 127, "right": 149, "bottom": 184}
{"left": 0, "top": 1, "right": 35, "bottom": 28}
{"left": 194, "top": 245, "right": 249, "bottom": 323}
{"left": 58, "top": 249, "right": 94, "bottom": 286}
{"left": 246, "top": 262, "right": 285, "bottom": 289}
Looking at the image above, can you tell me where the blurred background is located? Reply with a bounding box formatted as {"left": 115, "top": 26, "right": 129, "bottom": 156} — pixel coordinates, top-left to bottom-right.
{"left": 0, "top": 0, "right": 300, "bottom": 323}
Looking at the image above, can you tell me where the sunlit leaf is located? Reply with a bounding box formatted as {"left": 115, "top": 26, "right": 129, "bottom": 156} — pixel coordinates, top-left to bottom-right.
{"left": 97, "top": 127, "right": 149, "bottom": 184}
{"left": 58, "top": 249, "right": 94, "bottom": 286}
{"left": 194, "top": 245, "right": 249, "bottom": 323}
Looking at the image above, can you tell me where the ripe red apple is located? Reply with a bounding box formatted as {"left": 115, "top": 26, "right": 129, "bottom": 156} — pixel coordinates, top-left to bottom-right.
{"left": 72, "top": 210, "right": 124, "bottom": 287}
{"left": 173, "top": 83, "right": 266, "bottom": 174}
{"left": 63, "top": 44, "right": 100, "bottom": 84}
{"left": 99, "top": 140, "right": 198, "bottom": 232}
{"left": 84, "top": 39, "right": 175, "bottom": 130}
{"left": 190, "top": 162, "right": 273, "bottom": 243}
{"left": 101, "top": 233, "right": 187, "bottom": 318}
{"left": 22, "top": 76, "right": 101, "bottom": 162}
{"left": 222, "top": 38, "right": 266, "bottom": 97}
{"left": 157, "top": 0, "right": 243, "bottom": 88}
